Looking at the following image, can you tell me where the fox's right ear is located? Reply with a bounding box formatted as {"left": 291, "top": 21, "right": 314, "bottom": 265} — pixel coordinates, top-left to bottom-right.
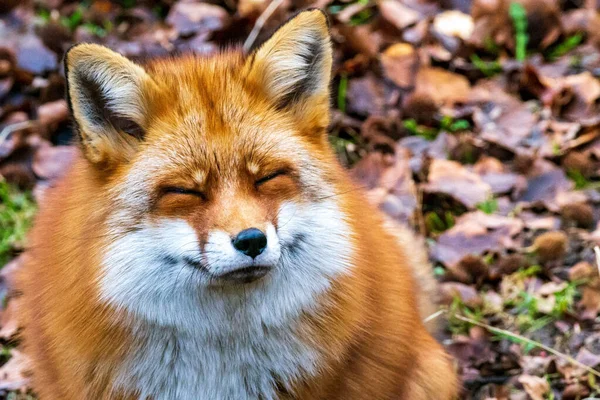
{"left": 244, "top": 10, "right": 332, "bottom": 113}
{"left": 65, "top": 44, "right": 156, "bottom": 168}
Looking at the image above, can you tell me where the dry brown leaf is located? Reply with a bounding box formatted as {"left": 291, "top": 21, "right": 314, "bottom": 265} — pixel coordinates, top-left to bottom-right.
{"left": 381, "top": 43, "right": 418, "bottom": 89}
{"left": 0, "top": 350, "right": 32, "bottom": 392}
{"left": 424, "top": 159, "right": 492, "bottom": 208}
{"left": 575, "top": 347, "right": 600, "bottom": 368}
{"left": 414, "top": 67, "right": 471, "bottom": 106}
{"left": 379, "top": 0, "right": 421, "bottom": 30}
{"left": 568, "top": 261, "right": 596, "bottom": 282}
{"left": 579, "top": 285, "right": 600, "bottom": 320}
{"left": 518, "top": 375, "right": 549, "bottom": 400}
{"left": 562, "top": 383, "right": 590, "bottom": 399}
{"left": 517, "top": 167, "right": 573, "bottom": 212}
{"left": 32, "top": 144, "right": 77, "bottom": 181}
{"left": 166, "top": 3, "right": 230, "bottom": 37}
{"left": 432, "top": 10, "right": 474, "bottom": 40}
{"left": 432, "top": 211, "right": 524, "bottom": 266}
{"left": 346, "top": 75, "right": 387, "bottom": 117}
{"left": 14, "top": 34, "right": 57, "bottom": 75}
{"left": 439, "top": 282, "right": 483, "bottom": 307}
{"left": 474, "top": 156, "right": 525, "bottom": 194}
{"left": 353, "top": 150, "right": 418, "bottom": 224}
{"left": 237, "top": 0, "right": 269, "bottom": 18}
{"left": 336, "top": 25, "right": 381, "bottom": 58}
{"left": 37, "top": 99, "right": 69, "bottom": 138}
{"left": 520, "top": 355, "right": 555, "bottom": 376}
{"left": 0, "top": 300, "right": 18, "bottom": 340}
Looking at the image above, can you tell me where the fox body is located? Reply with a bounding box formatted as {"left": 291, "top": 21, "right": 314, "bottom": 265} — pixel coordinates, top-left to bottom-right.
{"left": 18, "top": 10, "right": 457, "bottom": 400}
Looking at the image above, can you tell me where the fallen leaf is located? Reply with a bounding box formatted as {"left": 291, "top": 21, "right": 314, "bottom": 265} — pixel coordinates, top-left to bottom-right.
{"left": 381, "top": 43, "right": 418, "bottom": 89}
{"left": 32, "top": 144, "right": 77, "bottom": 181}
{"left": 432, "top": 10, "right": 474, "bottom": 40}
{"left": 353, "top": 150, "right": 418, "bottom": 224}
{"left": 518, "top": 374, "right": 549, "bottom": 400}
{"left": 379, "top": 0, "right": 421, "bottom": 30}
{"left": 424, "top": 159, "right": 492, "bottom": 208}
{"left": 0, "top": 350, "right": 31, "bottom": 392}
{"left": 237, "top": 0, "right": 269, "bottom": 18}
{"left": 562, "top": 383, "right": 590, "bottom": 399}
{"left": 517, "top": 168, "right": 573, "bottom": 212}
{"left": 346, "top": 75, "right": 387, "bottom": 117}
{"left": 15, "top": 34, "right": 57, "bottom": 75}
{"left": 166, "top": 3, "right": 230, "bottom": 37}
{"left": 37, "top": 99, "right": 69, "bottom": 138}
{"left": 431, "top": 211, "right": 524, "bottom": 266}
{"left": 0, "top": 300, "right": 18, "bottom": 340}
{"left": 440, "top": 282, "right": 483, "bottom": 307}
{"left": 474, "top": 156, "right": 525, "bottom": 194}
{"left": 568, "top": 261, "right": 595, "bottom": 282}
{"left": 579, "top": 285, "right": 600, "bottom": 320}
{"left": 575, "top": 347, "right": 600, "bottom": 368}
{"left": 414, "top": 67, "right": 471, "bottom": 106}
{"left": 520, "top": 355, "right": 554, "bottom": 376}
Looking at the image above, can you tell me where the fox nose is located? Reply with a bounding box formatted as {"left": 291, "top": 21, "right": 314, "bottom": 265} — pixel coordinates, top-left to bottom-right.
{"left": 232, "top": 228, "right": 267, "bottom": 258}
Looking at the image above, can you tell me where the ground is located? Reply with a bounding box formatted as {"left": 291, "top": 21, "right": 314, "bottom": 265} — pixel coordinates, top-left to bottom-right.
{"left": 0, "top": 0, "right": 600, "bottom": 399}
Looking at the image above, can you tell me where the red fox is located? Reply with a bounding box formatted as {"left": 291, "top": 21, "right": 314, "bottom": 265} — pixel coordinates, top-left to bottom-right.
{"left": 18, "top": 9, "right": 457, "bottom": 400}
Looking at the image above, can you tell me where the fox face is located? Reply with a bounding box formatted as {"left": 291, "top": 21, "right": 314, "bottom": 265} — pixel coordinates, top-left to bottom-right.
{"left": 65, "top": 10, "right": 354, "bottom": 329}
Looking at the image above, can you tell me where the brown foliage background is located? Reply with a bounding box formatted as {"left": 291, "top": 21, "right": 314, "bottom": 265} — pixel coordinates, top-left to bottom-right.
{"left": 1, "top": 0, "right": 600, "bottom": 398}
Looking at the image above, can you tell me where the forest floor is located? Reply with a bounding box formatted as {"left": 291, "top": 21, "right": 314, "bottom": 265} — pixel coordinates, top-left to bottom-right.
{"left": 1, "top": 0, "right": 600, "bottom": 398}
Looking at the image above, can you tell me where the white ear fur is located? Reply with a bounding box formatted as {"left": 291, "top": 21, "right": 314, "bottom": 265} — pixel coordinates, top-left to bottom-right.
{"left": 65, "top": 43, "right": 154, "bottom": 166}
{"left": 248, "top": 10, "right": 332, "bottom": 107}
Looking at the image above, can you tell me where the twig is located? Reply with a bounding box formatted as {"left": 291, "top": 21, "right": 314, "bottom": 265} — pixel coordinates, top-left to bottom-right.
{"left": 0, "top": 121, "right": 35, "bottom": 146}
{"left": 453, "top": 314, "right": 600, "bottom": 379}
{"left": 415, "top": 186, "right": 427, "bottom": 237}
{"left": 423, "top": 309, "right": 446, "bottom": 323}
{"left": 243, "top": 0, "right": 285, "bottom": 53}
{"left": 594, "top": 246, "right": 600, "bottom": 277}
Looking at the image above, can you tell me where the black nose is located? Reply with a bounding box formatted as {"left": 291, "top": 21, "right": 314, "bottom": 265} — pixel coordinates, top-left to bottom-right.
{"left": 232, "top": 228, "right": 267, "bottom": 258}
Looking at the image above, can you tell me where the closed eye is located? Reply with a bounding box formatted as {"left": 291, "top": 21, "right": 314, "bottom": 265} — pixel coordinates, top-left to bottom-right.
{"left": 162, "top": 187, "right": 206, "bottom": 200}
{"left": 255, "top": 169, "right": 288, "bottom": 186}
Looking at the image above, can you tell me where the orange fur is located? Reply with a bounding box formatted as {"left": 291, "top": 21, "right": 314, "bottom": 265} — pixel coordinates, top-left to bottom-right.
{"left": 18, "top": 10, "right": 457, "bottom": 399}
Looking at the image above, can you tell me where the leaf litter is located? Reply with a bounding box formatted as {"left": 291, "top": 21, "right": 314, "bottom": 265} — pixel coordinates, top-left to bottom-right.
{"left": 0, "top": 0, "right": 600, "bottom": 398}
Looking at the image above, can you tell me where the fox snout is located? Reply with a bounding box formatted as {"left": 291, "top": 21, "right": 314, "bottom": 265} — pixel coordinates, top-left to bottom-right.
{"left": 199, "top": 223, "right": 281, "bottom": 285}
{"left": 232, "top": 228, "right": 268, "bottom": 259}
{"left": 207, "top": 227, "right": 271, "bottom": 284}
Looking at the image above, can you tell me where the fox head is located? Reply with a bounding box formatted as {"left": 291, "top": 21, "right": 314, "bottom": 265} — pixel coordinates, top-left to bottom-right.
{"left": 65, "top": 10, "right": 353, "bottom": 329}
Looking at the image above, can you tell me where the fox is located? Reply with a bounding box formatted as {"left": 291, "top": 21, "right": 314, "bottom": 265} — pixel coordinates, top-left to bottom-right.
{"left": 17, "top": 9, "right": 458, "bottom": 400}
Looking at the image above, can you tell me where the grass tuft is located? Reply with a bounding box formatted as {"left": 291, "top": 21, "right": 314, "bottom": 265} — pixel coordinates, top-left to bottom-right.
{"left": 477, "top": 197, "right": 498, "bottom": 214}
{"left": 546, "top": 33, "right": 584, "bottom": 61}
{"left": 0, "top": 180, "right": 36, "bottom": 267}
{"left": 337, "top": 74, "right": 348, "bottom": 114}
{"left": 509, "top": 2, "right": 529, "bottom": 61}
{"left": 471, "top": 54, "right": 503, "bottom": 77}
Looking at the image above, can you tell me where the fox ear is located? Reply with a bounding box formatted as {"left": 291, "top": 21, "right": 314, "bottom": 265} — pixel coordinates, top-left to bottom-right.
{"left": 65, "top": 44, "right": 155, "bottom": 168}
{"left": 246, "top": 9, "right": 332, "bottom": 110}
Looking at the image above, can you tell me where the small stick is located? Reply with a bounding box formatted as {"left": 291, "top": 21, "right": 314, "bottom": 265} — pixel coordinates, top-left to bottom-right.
{"left": 594, "top": 246, "right": 600, "bottom": 277}
{"left": 243, "top": 0, "right": 285, "bottom": 53}
{"left": 453, "top": 314, "right": 600, "bottom": 378}
{"left": 0, "top": 121, "right": 35, "bottom": 146}
{"left": 423, "top": 309, "right": 446, "bottom": 323}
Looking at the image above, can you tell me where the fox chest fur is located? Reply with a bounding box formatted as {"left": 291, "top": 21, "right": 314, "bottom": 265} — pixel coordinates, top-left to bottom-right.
{"left": 112, "top": 316, "right": 317, "bottom": 400}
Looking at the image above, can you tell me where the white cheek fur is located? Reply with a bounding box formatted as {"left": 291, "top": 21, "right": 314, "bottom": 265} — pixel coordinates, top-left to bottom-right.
{"left": 100, "top": 200, "right": 354, "bottom": 399}
{"left": 99, "top": 219, "right": 201, "bottom": 316}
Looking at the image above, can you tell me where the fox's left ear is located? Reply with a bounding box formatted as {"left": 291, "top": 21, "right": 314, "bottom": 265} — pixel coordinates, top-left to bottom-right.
{"left": 64, "top": 44, "right": 157, "bottom": 169}
{"left": 245, "top": 9, "right": 332, "bottom": 111}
